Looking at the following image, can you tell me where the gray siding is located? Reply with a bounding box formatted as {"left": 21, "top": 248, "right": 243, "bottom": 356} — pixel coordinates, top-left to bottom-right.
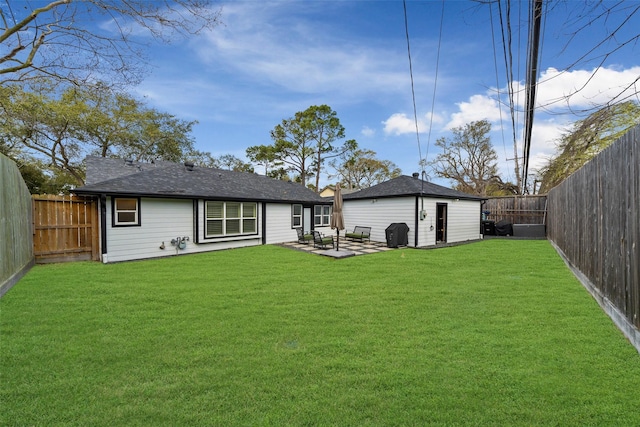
{"left": 103, "top": 197, "right": 261, "bottom": 263}
{"left": 343, "top": 196, "right": 481, "bottom": 247}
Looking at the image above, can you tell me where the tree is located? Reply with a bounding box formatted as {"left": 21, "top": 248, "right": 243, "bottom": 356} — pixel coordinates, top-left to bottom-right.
{"left": 304, "top": 105, "right": 347, "bottom": 191}
{"left": 269, "top": 110, "right": 316, "bottom": 186}
{"left": 0, "top": 84, "right": 86, "bottom": 183}
{"left": 0, "top": 83, "right": 198, "bottom": 185}
{"left": 246, "top": 144, "right": 282, "bottom": 175}
{"left": 1, "top": 0, "right": 222, "bottom": 88}
{"left": 217, "top": 154, "right": 254, "bottom": 172}
{"left": 64, "top": 83, "right": 198, "bottom": 162}
{"left": 268, "top": 105, "right": 354, "bottom": 190}
{"left": 429, "top": 120, "right": 501, "bottom": 196}
{"left": 547, "top": 2, "right": 640, "bottom": 115}
{"left": 484, "top": 175, "right": 520, "bottom": 196}
{"left": 329, "top": 146, "right": 401, "bottom": 189}
{"left": 538, "top": 101, "right": 640, "bottom": 193}
{"left": 0, "top": 142, "right": 80, "bottom": 194}
{"left": 184, "top": 149, "right": 220, "bottom": 168}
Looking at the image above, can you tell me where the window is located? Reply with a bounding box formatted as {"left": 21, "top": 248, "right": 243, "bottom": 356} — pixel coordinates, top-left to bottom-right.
{"left": 205, "top": 201, "right": 257, "bottom": 237}
{"left": 314, "top": 205, "right": 331, "bottom": 226}
{"left": 113, "top": 197, "right": 140, "bottom": 226}
{"left": 292, "top": 204, "right": 302, "bottom": 228}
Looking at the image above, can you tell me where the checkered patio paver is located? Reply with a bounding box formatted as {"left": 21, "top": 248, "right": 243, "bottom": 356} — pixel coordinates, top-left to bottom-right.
{"left": 279, "top": 239, "right": 394, "bottom": 257}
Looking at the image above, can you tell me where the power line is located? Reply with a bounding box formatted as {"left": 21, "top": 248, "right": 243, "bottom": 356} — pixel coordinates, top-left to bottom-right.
{"left": 489, "top": 0, "right": 513, "bottom": 184}
{"left": 403, "top": 0, "right": 445, "bottom": 176}
{"left": 425, "top": 0, "right": 445, "bottom": 168}
{"left": 497, "top": 0, "right": 522, "bottom": 192}
{"left": 522, "top": 0, "right": 544, "bottom": 194}
{"left": 403, "top": 0, "right": 422, "bottom": 170}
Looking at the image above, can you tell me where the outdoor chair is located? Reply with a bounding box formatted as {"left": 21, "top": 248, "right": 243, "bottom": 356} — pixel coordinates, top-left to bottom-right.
{"left": 345, "top": 226, "right": 371, "bottom": 242}
{"left": 296, "top": 228, "right": 313, "bottom": 245}
{"left": 312, "top": 230, "right": 335, "bottom": 250}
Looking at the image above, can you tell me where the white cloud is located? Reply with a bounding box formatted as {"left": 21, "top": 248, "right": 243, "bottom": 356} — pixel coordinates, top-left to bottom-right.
{"left": 530, "top": 120, "right": 566, "bottom": 153}
{"left": 443, "top": 65, "right": 640, "bottom": 181}
{"left": 426, "top": 111, "right": 445, "bottom": 125}
{"left": 493, "top": 117, "right": 570, "bottom": 184}
{"left": 193, "top": 2, "right": 413, "bottom": 98}
{"left": 446, "top": 94, "right": 502, "bottom": 129}
{"left": 536, "top": 66, "right": 640, "bottom": 111}
{"left": 381, "top": 111, "right": 446, "bottom": 136}
{"left": 382, "top": 113, "right": 423, "bottom": 136}
{"left": 361, "top": 126, "right": 375, "bottom": 137}
{"left": 497, "top": 66, "right": 640, "bottom": 113}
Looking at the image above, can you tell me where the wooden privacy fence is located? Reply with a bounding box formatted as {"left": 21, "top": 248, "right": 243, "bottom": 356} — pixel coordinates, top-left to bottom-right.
{"left": 1, "top": 154, "right": 34, "bottom": 296}
{"left": 32, "top": 195, "right": 100, "bottom": 263}
{"left": 547, "top": 124, "right": 639, "bottom": 334}
{"left": 483, "top": 195, "right": 548, "bottom": 224}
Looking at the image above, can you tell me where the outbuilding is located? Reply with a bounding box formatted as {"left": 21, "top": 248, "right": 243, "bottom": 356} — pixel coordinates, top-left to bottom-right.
{"left": 341, "top": 173, "right": 484, "bottom": 247}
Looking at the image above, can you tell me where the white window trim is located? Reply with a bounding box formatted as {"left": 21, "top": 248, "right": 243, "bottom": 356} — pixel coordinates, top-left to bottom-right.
{"left": 314, "top": 205, "right": 331, "bottom": 227}
{"left": 292, "top": 204, "right": 302, "bottom": 228}
{"left": 205, "top": 201, "right": 257, "bottom": 238}
{"left": 113, "top": 197, "right": 140, "bottom": 227}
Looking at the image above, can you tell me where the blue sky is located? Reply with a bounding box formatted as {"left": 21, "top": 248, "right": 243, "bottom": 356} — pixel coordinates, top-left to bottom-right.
{"left": 130, "top": 1, "right": 640, "bottom": 190}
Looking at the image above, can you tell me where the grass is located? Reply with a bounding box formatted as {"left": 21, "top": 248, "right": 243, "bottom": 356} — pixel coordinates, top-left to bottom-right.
{"left": 1, "top": 240, "right": 639, "bottom": 426}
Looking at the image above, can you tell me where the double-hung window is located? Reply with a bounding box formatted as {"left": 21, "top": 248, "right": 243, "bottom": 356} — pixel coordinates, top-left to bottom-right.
{"left": 205, "top": 201, "right": 257, "bottom": 237}
{"left": 113, "top": 197, "right": 140, "bottom": 226}
{"left": 314, "top": 205, "right": 331, "bottom": 227}
{"left": 291, "top": 204, "right": 302, "bottom": 228}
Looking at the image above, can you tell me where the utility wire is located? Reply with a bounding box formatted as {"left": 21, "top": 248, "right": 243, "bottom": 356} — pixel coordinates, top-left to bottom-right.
{"left": 425, "top": 0, "right": 445, "bottom": 169}
{"left": 403, "top": 0, "right": 445, "bottom": 177}
{"left": 522, "top": 0, "right": 544, "bottom": 194}
{"left": 403, "top": 0, "right": 422, "bottom": 172}
{"left": 489, "top": 0, "right": 513, "bottom": 184}
{"left": 497, "top": 0, "right": 522, "bottom": 191}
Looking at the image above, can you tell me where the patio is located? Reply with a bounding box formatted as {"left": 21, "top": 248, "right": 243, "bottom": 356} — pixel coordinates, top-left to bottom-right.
{"left": 279, "top": 239, "right": 395, "bottom": 258}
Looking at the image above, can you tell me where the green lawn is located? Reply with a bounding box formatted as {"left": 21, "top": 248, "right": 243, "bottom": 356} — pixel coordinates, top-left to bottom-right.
{"left": 1, "top": 240, "right": 639, "bottom": 426}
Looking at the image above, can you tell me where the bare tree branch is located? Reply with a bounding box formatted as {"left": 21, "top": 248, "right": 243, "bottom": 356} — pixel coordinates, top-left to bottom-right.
{"left": 1, "top": 0, "right": 223, "bottom": 88}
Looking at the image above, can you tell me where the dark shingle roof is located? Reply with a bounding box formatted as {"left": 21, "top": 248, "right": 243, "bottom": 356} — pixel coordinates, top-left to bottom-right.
{"left": 83, "top": 156, "right": 175, "bottom": 185}
{"left": 75, "top": 156, "right": 326, "bottom": 203}
{"left": 342, "top": 175, "right": 484, "bottom": 201}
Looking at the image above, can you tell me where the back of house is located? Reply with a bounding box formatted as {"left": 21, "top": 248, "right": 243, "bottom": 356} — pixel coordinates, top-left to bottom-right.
{"left": 74, "top": 157, "right": 333, "bottom": 263}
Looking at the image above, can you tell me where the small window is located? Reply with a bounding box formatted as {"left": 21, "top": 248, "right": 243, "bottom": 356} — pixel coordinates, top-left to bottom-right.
{"left": 292, "top": 204, "right": 302, "bottom": 228}
{"left": 314, "top": 205, "right": 331, "bottom": 227}
{"left": 113, "top": 197, "right": 140, "bottom": 227}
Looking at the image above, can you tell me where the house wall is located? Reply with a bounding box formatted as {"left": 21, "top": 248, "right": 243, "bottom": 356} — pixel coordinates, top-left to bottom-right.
{"left": 416, "top": 197, "right": 437, "bottom": 247}
{"left": 342, "top": 197, "right": 416, "bottom": 245}
{"left": 264, "top": 203, "right": 297, "bottom": 244}
{"left": 444, "top": 199, "right": 482, "bottom": 244}
{"left": 263, "top": 203, "right": 333, "bottom": 243}
{"left": 343, "top": 196, "right": 481, "bottom": 247}
{"left": 102, "top": 197, "right": 335, "bottom": 263}
{"left": 103, "top": 197, "right": 262, "bottom": 263}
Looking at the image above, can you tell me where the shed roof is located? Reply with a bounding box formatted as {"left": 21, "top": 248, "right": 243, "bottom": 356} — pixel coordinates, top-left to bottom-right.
{"left": 342, "top": 175, "right": 484, "bottom": 201}
{"left": 74, "top": 156, "right": 327, "bottom": 204}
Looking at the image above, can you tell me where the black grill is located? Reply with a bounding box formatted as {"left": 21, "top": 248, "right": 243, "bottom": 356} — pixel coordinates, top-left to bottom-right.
{"left": 385, "top": 223, "right": 409, "bottom": 248}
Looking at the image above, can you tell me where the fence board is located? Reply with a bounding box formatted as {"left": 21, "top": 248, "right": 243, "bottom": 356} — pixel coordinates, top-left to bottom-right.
{"left": 32, "top": 195, "right": 99, "bottom": 263}
{"left": 483, "top": 195, "right": 547, "bottom": 224}
{"left": 1, "top": 154, "right": 34, "bottom": 296}
{"left": 547, "top": 124, "right": 640, "bottom": 332}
